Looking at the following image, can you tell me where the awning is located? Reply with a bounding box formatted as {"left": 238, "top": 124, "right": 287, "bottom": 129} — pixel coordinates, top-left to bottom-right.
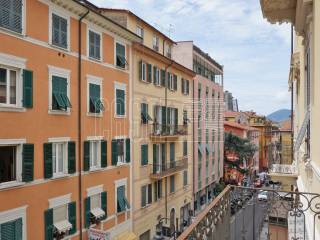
{"left": 91, "top": 208, "right": 105, "bottom": 219}
{"left": 115, "top": 231, "right": 137, "bottom": 240}
{"left": 54, "top": 220, "right": 72, "bottom": 233}
{"left": 206, "top": 144, "right": 211, "bottom": 154}
{"left": 198, "top": 144, "right": 203, "bottom": 155}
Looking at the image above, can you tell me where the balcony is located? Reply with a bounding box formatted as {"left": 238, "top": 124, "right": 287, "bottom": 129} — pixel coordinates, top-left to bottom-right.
{"left": 149, "top": 123, "right": 188, "bottom": 142}
{"left": 177, "top": 185, "right": 320, "bottom": 240}
{"left": 269, "top": 163, "right": 297, "bottom": 175}
{"left": 150, "top": 157, "right": 188, "bottom": 179}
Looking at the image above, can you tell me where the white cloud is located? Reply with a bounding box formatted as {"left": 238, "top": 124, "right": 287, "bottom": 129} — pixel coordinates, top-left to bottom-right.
{"left": 91, "top": 0, "right": 291, "bottom": 115}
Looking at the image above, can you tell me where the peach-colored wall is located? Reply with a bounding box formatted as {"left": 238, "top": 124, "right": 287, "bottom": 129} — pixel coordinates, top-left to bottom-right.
{"left": 0, "top": 0, "right": 132, "bottom": 239}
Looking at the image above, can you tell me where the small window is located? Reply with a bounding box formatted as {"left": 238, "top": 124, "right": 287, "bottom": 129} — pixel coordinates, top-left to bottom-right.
{"left": 0, "top": 146, "right": 17, "bottom": 183}
{"left": 0, "top": 0, "right": 23, "bottom": 33}
{"left": 90, "top": 141, "right": 101, "bottom": 170}
{"left": 116, "top": 42, "right": 126, "bottom": 69}
{"left": 88, "top": 30, "right": 101, "bottom": 60}
{"left": 141, "top": 184, "right": 152, "bottom": 208}
{"left": 115, "top": 88, "right": 125, "bottom": 116}
{"left": 52, "top": 13, "right": 68, "bottom": 49}
{"left": 52, "top": 142, "right": 68, "bottom": 177}
{"left": 52, "top": 76, "right": 71, "bottom": 111}
{"left": 153, "top": 36, "right": 159, "bottom": 51}
{"left": 0, "top": 67, "right": 18, "bottom": 105}
{"left": 170, "top": 175, "right": 175, "bottom": 193}
{"left": 89, "top": 83, "right": 104, "bottom": 113}
{"left": 136, "top": 26, "right": 144, "bottom": 39}
{"left": 117, "top": 185, "right": 130, "bottom": 213}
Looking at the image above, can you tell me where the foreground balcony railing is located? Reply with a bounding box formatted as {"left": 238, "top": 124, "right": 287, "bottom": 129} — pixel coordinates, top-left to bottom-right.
{"left": 150, "top": 157, "right": 188, "bottom": 179}
{"left": 149, "top": 123, "right": 188, "bottom": 141}
{"left": 178, "top": 185, "right": 320, "bottom": 240}
{"left": 269, "top": 163, "right": 298, "bottom": 175}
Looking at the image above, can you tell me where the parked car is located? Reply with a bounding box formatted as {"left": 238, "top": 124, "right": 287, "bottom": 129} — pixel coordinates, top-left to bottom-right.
{"left": 258, "top": 191, "right": 268, "bottom": 201}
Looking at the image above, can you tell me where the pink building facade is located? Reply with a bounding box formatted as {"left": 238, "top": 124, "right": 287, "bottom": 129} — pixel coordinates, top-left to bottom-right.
{"left": 172, "top": 42, "right": 224, "bottom": 214}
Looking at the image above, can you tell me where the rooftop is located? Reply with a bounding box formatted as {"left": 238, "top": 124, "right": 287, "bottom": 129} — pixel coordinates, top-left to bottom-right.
{"left": 193, "top": 44, "right": 223, "bottom": 71}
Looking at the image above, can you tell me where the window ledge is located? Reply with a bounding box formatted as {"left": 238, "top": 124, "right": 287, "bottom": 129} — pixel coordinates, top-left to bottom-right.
{"left": 0, "top": 27, "right": 25, "bottom": 38}
{"left": 0, "top": 105, "right": 25, "bottom": 112}
{"left": 48, "top": 109, "right": 71, "bottom": 115}
{"left": 0, "top": 181, "right": 25, "bottom": 190}
{"left": 88, "top": 56, "right": 102, "bottom": 62}
{"left": 52, "top": 173, "right": 70, "bottom": 180}
{"left": 49, "top": 43, "right": 70, "bottom": 53}
{"left": 87, "top": 112, "right": 103, "bottom": 118}
{"left": 114, "top": 115, "right": 126, "bottom": 119}
{"left": 89, "top": 167, "right": 104, "bottom": 173}
{"left": 117, "top": 162, "right": 129, "bottom": 167}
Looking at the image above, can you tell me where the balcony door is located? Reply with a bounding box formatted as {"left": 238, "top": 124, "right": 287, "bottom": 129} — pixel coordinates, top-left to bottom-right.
{"left": 153, "top": 144, "right": 166, "bottom": 173}
{"left": 170, "top": 142, "right": 175, "bottom": 168}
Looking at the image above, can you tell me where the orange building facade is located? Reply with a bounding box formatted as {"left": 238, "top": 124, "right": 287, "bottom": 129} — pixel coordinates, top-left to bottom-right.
{"left": 0, "top": 0, "right": 141, "bottom": 239}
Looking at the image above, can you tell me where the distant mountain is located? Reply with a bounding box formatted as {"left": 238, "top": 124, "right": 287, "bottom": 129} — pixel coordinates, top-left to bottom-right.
{"left": 267, "top": 109, "right": 291, "bottom": 122}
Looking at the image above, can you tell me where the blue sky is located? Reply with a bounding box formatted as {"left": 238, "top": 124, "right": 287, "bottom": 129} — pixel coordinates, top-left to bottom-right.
{"left": 91, "top": 0, "right": 291, "bottom": 115}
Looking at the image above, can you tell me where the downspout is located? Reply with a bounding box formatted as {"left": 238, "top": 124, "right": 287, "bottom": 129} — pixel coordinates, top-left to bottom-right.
{"left": 290, "top": 23, "right": 294, "bottom": 172}
{"left": 78, "top": 10, "right": 89, "bottom": 240}
{"left": 164, "top": 60, "right": 174, "bottom": 223}
{"left": 192, "top": 77, "right": 195, "bottom": 207}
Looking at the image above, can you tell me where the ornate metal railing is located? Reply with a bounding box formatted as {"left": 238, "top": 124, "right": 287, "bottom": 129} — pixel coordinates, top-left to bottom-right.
{"left": 177, "top": 185, "right": 320, "bottom": 240}
{"left": 150, "top": 123, "right": 188, "bottom": 137}
{"left": 150, "top": 157, "right": 188, "bottom": 179}
{"left": 269, "top": 163, "right": 298, "bottom": 175}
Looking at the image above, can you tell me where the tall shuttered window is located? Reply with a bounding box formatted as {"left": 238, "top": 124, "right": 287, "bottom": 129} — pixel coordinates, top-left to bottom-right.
{"left": 117, "top": 185, "right": 130, "bottom": 213}
{"left": 89, "top": 83, "right": 104, "bottom": 113}
{"left": 52, "top": 13, "right": 68, "bottom": 49}
{"left": 183, "top": 170, "right": 188, "bottom": 186}
{"left": 141, "top": 184, "right": 152, "bottom": 208}
{"left": 52, "top": 76, "right": 71, "bottom": 111}
{"left": 0, "top": 218, "right": 22, "bottom": 240}
{"left": 170, "top": 175, "right": 175, "bottom": 193}
{"left": 116, "top": 42, "right": 126, "bottom": 68}
{"left": 115, "top": 88, "right": 125, "bottom": 116}
{"left": 0, "top": 0, "right": 23, "bottom": 33}
{"left": 141, "top": 144, "right": 148, "bottom": 166}
{"left": 88, "top": 30, "right": 101, "bottom": 60}
{"left": 141, "top": 103, "right": 152, "bottom": 124}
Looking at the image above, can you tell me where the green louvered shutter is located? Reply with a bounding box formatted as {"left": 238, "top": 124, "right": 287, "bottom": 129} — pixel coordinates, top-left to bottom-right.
{"left": 161, "top": 106, "right": 167, "bottom": 133}
{"left": 0, "top": 219, "right": 20, "bottom": 240}
{"left": 101, "top": 191, "right": 107, "bottom": 219}
{"left": 161, "top": 69, "right": 165, "bottom": 87}
{"left": 181, "top": 78, "right": 184, "bottom": 94}
{"left": 101, "top": 140, "right": 107, "bottom": 168}
{"left": 174, "top": 108, "right": 178, "bottom": 131}
{"left": 44, "top": 208, "right": 53, "bottom": 240}
{"left": 23, "top": 69, "right": 33, "bottom": 108}
{"left": 68, "top": 201, "right": 76, "bottom": 235}
{"left": 139, "top": 60, "right": 142, "bottom": 80}
{"left": 153, "top": 144, "right": 156, "bottom": 173}
{"left": 116, "top": 89, "right": 125, "bottom": 116}
{"left": 15, "top": 218, "right": 22, "bottom": 240}
{"left": 161, "top": 144, "right": 166, "bottom": 171}
{"left": 173, "top": 74, "right": 177, "bottom": 90}
{"left": 167, "top": 72, "right": 170, "bottom": 88}
{"left": 83, "top": 141, "right": 90, "bottom": 171}
{"left": 84, "top": 197, "right": 91, "bottom": 228}
{"left": 186, "top": 80, "right": 190, "bottom": 94}
{"left": 43, "top": 143, "right": 53, "bottom": 179}
{"left": 125, "top": 138, "right": 130, "bottom": 163}
{"left": 111, "top": 140, "right": 118, "bottom": 166}
{"left": 147, "top": 63, "right": 152, "bottom": 83}
{"left": 22, "top": 144, "right": 34, "bottom": 182}
{"left": 153, "top": 66, "right": 157, "bottom": 84}
{"left": 141, "top": 144, "right": 148, "bottom": 166}
{"left": 68, "top": 141, "right": 76, "bottom": 174}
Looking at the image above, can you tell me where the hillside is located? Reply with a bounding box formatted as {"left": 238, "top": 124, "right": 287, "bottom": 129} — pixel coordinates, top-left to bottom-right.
{"left": 267, "top": 109, "right": 291, "bottom": 122}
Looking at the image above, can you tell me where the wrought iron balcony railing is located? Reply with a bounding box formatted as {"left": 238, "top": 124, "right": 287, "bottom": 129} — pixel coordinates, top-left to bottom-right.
{"left": 150, "top": 157, "right": 188, "bottom": 179}
{"left": 177, "top": 185, "right": 320, "bottom": 240}
{"left": 269, "top": 164, "right": 298, "bottom": 175}
{"left": 149, "top": 123, "right": 188, "bottom": 140}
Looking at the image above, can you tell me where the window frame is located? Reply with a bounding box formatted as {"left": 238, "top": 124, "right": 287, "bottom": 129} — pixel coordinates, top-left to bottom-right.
{"left": 89, "top": 140, "right": 101, "bottom": 171}
{"left": 48, "top": 65, "right": 71, "bottom": 114}
{"left": 49, "top": 194, "right": 72, "bottom": 231}
{"left": 141, "top": 184, "right": 152, "bottom": 208}
{"left": 0, "top": 139, "right": 25, "bottom": 188}
{"left": 140, "top": 144, "right": 148, "bottom": 166}
{"left": 51, "top": 142, "right": 68, "bottom": 178}
{"left": 87, "top": 74, "right": 103, "bottom": 116}
{"left": 136, "top": 25, "right": 144, "bottom": 40}
{"left": 0, "top": 206, "right": 27, "bottom": 240}
{"left": 0, "top": 0, "right": 26, "bottom": 36}
{"left": 116, "top": 138, "right": 126, "bottom": 165}
{"left": 114, "top": 40, "right": 126, "bottom": 69}
{"left": 0, "top": 66, "right": 21, "bottom": 107}
{"left": 152, "top": 35, "right": 159, "bottom": 51}
{"left": 154, "top": 67, "right": 160, "bottom": 86}
{"left": 49, "top": 7, "right": 70, "bottom": 51}
{"left": 114, "top": 82, "right": 126, "bottom": 118}
{"left": 115, "top": 178, "right": 129, "bottom": 215}
{"left": 141, "top": 61, "right": 147, "bottom": 82}
{"left": 87, "top": 27, "right": 102, "bottom": 61}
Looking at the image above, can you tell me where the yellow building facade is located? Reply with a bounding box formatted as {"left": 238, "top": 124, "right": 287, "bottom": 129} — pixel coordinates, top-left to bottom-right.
{"left": 101, "top": 9, "right": 195, "bottom": 240}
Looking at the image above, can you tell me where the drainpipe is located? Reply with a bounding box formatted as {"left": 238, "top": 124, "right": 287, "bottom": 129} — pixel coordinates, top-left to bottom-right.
{"left": 164, "top": 60, "right": 174, "bottom": 223}
{"left": 290, "top": 24, "right": 294, "bottom": 192}
{"left": 192, "top": 78, "right": 195, "bottom": 208}
{"left": 78, "top": 10, "right": 89, "bottom": 240}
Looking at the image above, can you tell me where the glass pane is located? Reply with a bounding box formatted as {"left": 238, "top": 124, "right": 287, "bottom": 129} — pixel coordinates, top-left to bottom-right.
{"left": 91, "top": 142, "right": 98, "bottom": 167}
{"left": 91, "top": 194, "right": 100, "bottom": 209}
{"left": 9, "top": 70, "right": 16, "bottom": 104}
{"left": 53, "top": 205, "right": 67, "bottom": 223}
{"left": 0, "top": 146, "right": 16, "bottom": 183}
{"left": 0, "top": 68, "right": 7, "bottom": 103}
{"left": 52, "top": 144, "right": 56, "bottom": 173}
{"left": 57, "top": 143, "right": 64, "bottom": 173}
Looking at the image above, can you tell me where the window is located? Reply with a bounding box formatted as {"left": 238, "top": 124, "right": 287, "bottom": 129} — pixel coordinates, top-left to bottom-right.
{"left": 183, "top": 170, "right": 188, "bottom": 186}
{"left": 51, "top": 13, "right": 68, "bottom": 49}
{"left": 51, "top": 76, "right": 71, "bottom": 111}
{"left": 52, "top": 142, "right": 67, "bottom": 177}
{"left": 154, "top": 180, "right": 162, "bottom": 201}
{"left": 0, "top": 141, "right": 34, "bottom": 185}
{"left": 170, "top": 175, "right": 175, "bottom": 193}
{"left": 0, "top": 206, "right": 26, "bottom": 240}
{"left": 0, "top": 0, "right": 23, "bottom": 33}
{"left": 88, "top": 30, "right": 101, "bottom": 60}
{"left": 136, "top": 26, "right": 144, "bottom": 39}
{"left": 183, "top": 110, "right": 188, "bottom": 125}
{"left": 0, "top": 67, "right": 17, "bottom": 105}
{"left": 117, "top": 185, "right": 130, "bottom": 213}
{"left": 153, "top": 35, "right": 159, "bottom": 51}
{"left": 84, "top": 186, "right": 107, "bottom": 227}
{"left": 46, "top": 195, "right": 76, "bottom": 237}
{"left": 141, "top": 144, "right": 148, "bottom": 166}
{"left": 167, "top": 45, "right": 172, "bottom": 58}
{"left": 116, "top": 42, "right": 126, "bottom": 69}
{"left": 168, "top": 73, "right": 177, "bottom": 91}
{"left": 181, "top": 79, "right": 189, "bottom": 95}
{"left": 153, "top": 66, "right": 160, "bottom": 86}
{"left": 141, "top": 184, "right": 152, "bottom": 208}
{"left": 141, "top": 103, "right": 152, "bottom": 124}
{"left": 139, "top": 230, "right": 150, "bottom": 240}
{"left": 115, "top": 84, "right": 126, "bottom": 117}
{"left": 111, "top": 138, "right": 130, "bottom": 165}
{"left": 90, "top": 141, "right": 100, "bottom": 169}
{"left": 183, "top": 141, "right": 188, "bottom": 157}
{"left": 89, "top": 83, "right": 104, "bottom": 114}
